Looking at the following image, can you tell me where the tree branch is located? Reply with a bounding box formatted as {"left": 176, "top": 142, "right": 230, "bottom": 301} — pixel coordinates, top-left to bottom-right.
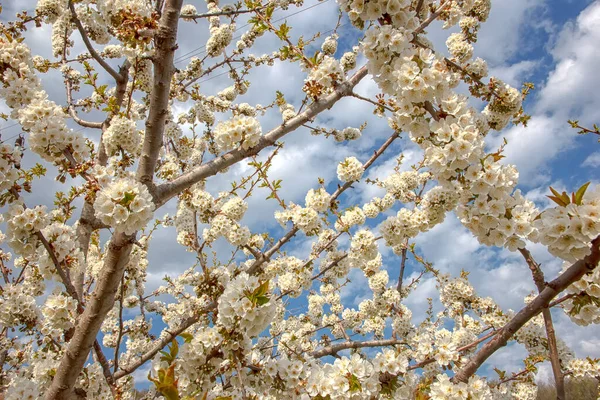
{"left": 137, "top": 0, "right": 184, "bottom": 187}
{"left": 311, "top": 339, "right": 407, "bottom": 358}
{"left": 156, "top": 66, "right": 369, "bottom": 206}
{"left": 453, "top": 236, "right": 600, "bottom": 383}
{"left": 45, "top": 231, "right": 135, "bottom": 399}
{"left": 519, "top": 247, "right": 565, "bottom": 400}
{"left": 181, "top": 6, "right": 266, "bottom": 19}
{"left": 68, "top": 1, "right": 124, "bottom": 83}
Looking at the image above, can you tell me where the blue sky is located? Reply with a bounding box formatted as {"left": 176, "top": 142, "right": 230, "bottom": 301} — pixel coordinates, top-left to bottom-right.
{"left": 1, "top": 0, "right": 600, "bottom": 390}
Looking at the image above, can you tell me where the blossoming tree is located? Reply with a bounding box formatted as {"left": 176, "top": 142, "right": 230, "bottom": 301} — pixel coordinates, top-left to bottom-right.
{"left": 0, "top": 0, "right": 599, "bottom": 399}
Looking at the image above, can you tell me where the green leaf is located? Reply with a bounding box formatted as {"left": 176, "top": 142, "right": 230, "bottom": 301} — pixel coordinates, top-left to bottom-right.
{"left": 548, "top": 186, "right": 570, "bottom": 207}
{"left": 179, "top": 332, "right": 193, "bottom": 343}
{"left": 547, "top": 195, "right": 568, "bottom": 207}
{"left": 348, "top": 374, "right": 362, "bottom": 393}
{"left": 574, "top": 181, "right": 591, "bottom": 205}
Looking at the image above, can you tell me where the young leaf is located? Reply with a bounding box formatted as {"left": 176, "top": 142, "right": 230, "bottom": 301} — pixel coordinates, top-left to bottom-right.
{"left": 574, "top": 181, "right": 591, "bottom": 205}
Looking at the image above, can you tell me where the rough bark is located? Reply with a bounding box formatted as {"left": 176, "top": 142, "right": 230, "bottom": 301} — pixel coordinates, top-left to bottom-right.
{"left": 45, "top": 231, "right": 135, "bottom": 399}
{"left": 137, "top": 0, "right": 184, "bottom": 187}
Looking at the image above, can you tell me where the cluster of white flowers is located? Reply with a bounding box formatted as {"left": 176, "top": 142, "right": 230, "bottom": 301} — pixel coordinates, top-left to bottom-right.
{"left": 220, "top": 196, "right": 248, "bottom": 221}
{"left": 102, "top": 116, "right": 142, "bottom": 156}
{"left": 198, "top": 196, "right": 252, "bottom": 247}
{"left": 0, "top": 143, "right": 21, "bottom": 193}
{"left": 562, "top": 251, "right": 600, "bottom": 325}
{"left": 213, "top": 115, "right": 262, "bottom": 152}
{"left": 335, "top": 206, "right": 366, "bottom": 232}
{"left": 206, "top": 24, "right": 234, "bottom": 57}
{"left": 93, "top": 177, "right": 155, "bottom": 234}
{"left": 37, "top": 223, "right": 83, "bottom": 279}
{"left": 194, "top": 101, "right": 216, "bottom": 125}
{"left": 41, "top": 292, "right": 78, "bottom": 339}
{"left": 482, "top": 80, "right": 523, "bottom": 131}
{"left": 349, "top": 229, "right": 379, "bottom": 270}
{"left": 280, "top": 103, "right": 296, "bottom": 122}
{"left": 333, "top": 126, "right": 362, "bottom": 142}
{"left": 362, "top": 193, "right": 396, "bottom": 219}
{"left": 566, "top": 358, "right": 600, "bottom": 378}
{"left": 321, "top": 34, "right": 338, "bottom": 55}
{"left": 305, "top": 188, "right": 331, "bottom": 212}
{"left": 4, "top": 204, "right": 49, "bottom": 258}
{"left": 0, "top": 283, "right": 39, "bottom": 328}
{"left": 305, "top": 354, "right": 379, "bottom": 398}
{"left": 430, "top": 374, "right": 492, "bottom": 400}
{"left": 531, "top": 185, "right": 600, "bottom": 262}
{"left": 76, "top": 4, "right": 111, "bottom": 45}
{"left": 97, "top": 0, "right": 153, "bottom": 26}
{"left": 217, "top": 273, "right": 276, "bottom": 337}
{"left": 304, "top": 56, "right": 344, "bottom": 98}
{"left": 0, "top": 38, "right": 89, "bottom": 164}
{"left": 337, "top": 156, "right": 364, "bottom": 182}
{"left": 383, "top": 170, "right": 426, "bottom": 203}
{"left": 446, "top": 32, "right": 474, "bottom": 63}
{"left": 265, "top": 256, "right": 312, "bottom": 297}
{"left": 340, "top": 50, "right": 357, "bottom": 72}
{"left": 4, "top": 374, "right": 41, "bottom": 400}
{"left": 180, "top": 4, "right": 197, "bottom": 19}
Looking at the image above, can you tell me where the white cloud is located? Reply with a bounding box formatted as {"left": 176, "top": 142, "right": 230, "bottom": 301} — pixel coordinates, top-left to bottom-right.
{"left": 583, "top": 151, "right": 600, "bottom": 168}
{"left": 536, "top": 2, "right": 600, "bottom": 122}
{"left": 489, "top": 60, "right": 539, "bottom": 88}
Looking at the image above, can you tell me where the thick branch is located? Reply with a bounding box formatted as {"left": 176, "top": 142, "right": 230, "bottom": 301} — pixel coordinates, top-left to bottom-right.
{"left": 45, "top": 231, "right": 135, "bottom": 399}
{"left": 156, "top": 66, "right": 369, "bottom": 205}
{"left": 311, "top": 339, "right": 406, "bottom": 358}
{"left": 453, "top": 237, "right": 600, "bottom": 383}
{"left": 137, "top": 0, "right": 184, "bottom": 186}
{"left": 397, "top": 244, "right": 408, "bottom": 293}
{"left": 519, "top": 247, "right": 565, "bottom": 400}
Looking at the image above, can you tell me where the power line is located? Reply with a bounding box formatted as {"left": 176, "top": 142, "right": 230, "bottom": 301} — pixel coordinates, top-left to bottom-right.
{"left": 193, "top": 22, "right": 347, "bottom": 86}
{"left": 174, "top": 0, "right": 332, "bottom": 65}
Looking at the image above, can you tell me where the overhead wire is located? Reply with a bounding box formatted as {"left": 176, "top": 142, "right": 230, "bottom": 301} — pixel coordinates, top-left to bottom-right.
{"left": 174, "top": 0, "right": 332, "bottom": 65}
{"left": 190, "top": 21, "right": 347, "bottom": 87}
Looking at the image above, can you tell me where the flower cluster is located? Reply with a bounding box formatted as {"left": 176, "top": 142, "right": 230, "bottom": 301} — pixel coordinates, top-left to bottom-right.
{"left": 206, "top": 24, "right": 234, "bottom": 57}
{"left": 37, "top": 223, "right": 83, "bottom": 279}
{"left": 0, "top": 283, "right": 39, "bottom": 328}
{"left": 93, "top": 177, "right": 155, "bottom": 234}
{"left": 333, "top": 126, "right": 362, "bottom": 142}
{"left": 4, "top": 204, "right": 49, "bottom": 258}
{"left": 337, "top": 156, "right": 364, "bottom": 182}
{"left": 532, "top": 184, "right": 600, "bottom": 262}
{"left": 0, "top": 37, "right": 89, "bottom": 164}
{"left": 0, "top": 143, "right": 21, "bottom": 193}
{"left": 102, "top": 116, "right": 142, "bottom": 156}
{"left": 217, "top": 273, "right": 276, "bottom": 337}
{"left": 305, "top": 188, "right": 331, "bottom": 212}
{"left": 304, "top": 56, "right": 344, "bottom": 99}
{"left": 321, "top": 35, "right": 338, "bottom": 55}
{"left": 213, "top": 115, "right": 262, "bottom": 152}
{"left": 41, "top": 292, "right": 78, "bottom": 339}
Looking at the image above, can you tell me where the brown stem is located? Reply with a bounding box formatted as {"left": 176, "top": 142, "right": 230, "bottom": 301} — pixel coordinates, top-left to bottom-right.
{"left": 453, "top": 236, "right": 600, "bottom": 384}
{"left": 156, "top": 66, "right": 369, "bottom": 205}
{"left": 397, "top": 243, "right": 408, "bottom": 294}
{"left": 311, "top": 339, "right": 407, "bottom": 358}
{"left": 69, "top": 1, "right": 124, "bottom": 83}
{"left": 519, "top": 247, "right": 565, "bottom": 400}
